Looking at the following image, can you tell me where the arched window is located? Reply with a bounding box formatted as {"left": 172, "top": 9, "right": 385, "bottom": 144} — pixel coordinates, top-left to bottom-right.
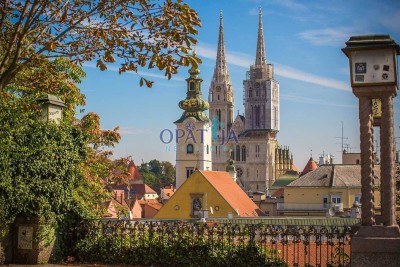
{"left": 236, "top": 145, "right": 240, "bottom": 162}
{"left": 242, "top": 145, "right": 246, "bottom": 161}
{"left": 192, "top": 198, "right": 202, "bottom": 214}
{"left": 249, "top": 89, "right": 253, "bottom": 98}
{"left": 231, "top": 146, "right": 235, "bottom": 160}
{"left": 187, "top": 144, "right": 194, "bottom": 154}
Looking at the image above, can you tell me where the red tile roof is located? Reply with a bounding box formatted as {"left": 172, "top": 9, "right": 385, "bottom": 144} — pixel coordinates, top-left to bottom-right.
{"left": 301, "top": 157, "right": 318, "bottom": 176}
{"left": 128, "top": 160, "right": 143, "bottom": 183}
{"left": 200, "top": 171, "right": 264, "bottom": 217}
{"left": 272, "top": 188, "right": 284, "bottom": 198}
{"left": 130, "top": 184, "right": 157, "bottom": 198}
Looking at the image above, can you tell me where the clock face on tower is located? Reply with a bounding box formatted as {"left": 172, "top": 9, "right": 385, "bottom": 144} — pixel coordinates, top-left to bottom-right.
{"left": 185, "top": 121, "right": 195, "bottom": 132}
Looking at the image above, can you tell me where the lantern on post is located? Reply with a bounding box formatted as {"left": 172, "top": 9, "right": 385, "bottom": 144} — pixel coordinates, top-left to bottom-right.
{"left": 37, "top": 94, "right": 66, "bottom": 124}
{"left": 342, "top": 34, "right": 398, "bottom": 91}
{"left": 342, "top": 34, "right": 400, "bottom": 266}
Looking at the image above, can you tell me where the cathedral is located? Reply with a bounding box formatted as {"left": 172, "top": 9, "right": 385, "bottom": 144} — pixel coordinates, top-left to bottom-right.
{"left": 174, "top": 9, "right": 293, "bottom": 194}
{"left": 208, "top": 9, "right": 293, "bottom": 193}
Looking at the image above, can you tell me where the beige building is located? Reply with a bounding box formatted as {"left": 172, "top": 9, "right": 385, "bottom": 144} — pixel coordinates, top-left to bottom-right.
{"left": 209, "top": 9, "right": 292, "bottom": 193}
{"left": 281, "top": 164, "right": 381, "bottom": 216}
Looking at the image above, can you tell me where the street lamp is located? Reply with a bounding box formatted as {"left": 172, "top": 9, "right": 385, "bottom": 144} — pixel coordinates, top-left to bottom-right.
{"left": 342, "top": 34, "right": 400, "bottom": 266}
{"left": 37, "top": 94, "right": 66, "bottom": 124}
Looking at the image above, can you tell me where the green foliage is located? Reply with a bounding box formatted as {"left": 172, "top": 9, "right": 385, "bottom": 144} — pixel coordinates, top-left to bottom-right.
{"left": 76, "top": 224, "right": 286, "bottom": 267}
{"left": 139, "top": 159, "right": 176, "bottom": 193}
{"left": 0, "top": 0, "right": 202, "bottom": 90}
{"left": 0, "top": 98, "right": 88, "bottom": 225}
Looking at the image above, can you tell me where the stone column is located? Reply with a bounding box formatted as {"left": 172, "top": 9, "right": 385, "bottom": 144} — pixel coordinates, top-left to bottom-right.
{"left": 358, "top": 96, "right": 375, "bottom": 226}
{"left": 380, "top": 95, "right": 396, "bottom": 226}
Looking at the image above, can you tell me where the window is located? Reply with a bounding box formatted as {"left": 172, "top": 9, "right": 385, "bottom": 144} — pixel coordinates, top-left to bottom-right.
{"left": 331, "top": 195, "right": 342, "bottom": 204}
{"left": 191, "top": 194, "right": 203, "bottom": 217}
{"left": 255, "top": 145, "right": 260, "bottom": 158}
{"left": 231, "top": 146, "right": 235, "bottom": 160}
{"left": 206, "top": 145, "right": 209, "bottom": 154}
{"left": 249, "top": 89, "right": 253, "bottom": 98}
{"left": 355, "top": 194, "right": 361, "bottom": 204}
{"left": 242, "top": 146, "right": 246, "bottom": 161}
{"left": 187, "top": 144, "right": 194, "bottom": 154}
{"left": 323, "top": 195, "right": 329, "bottom": 209}
{"left": 189, "top": 82, "right": 195, "bottom": 91}
{"left": 186, "top": 167, "right": 194, "bottom": 178}
{"left": 236, "top": 145, "right": 241, "bottom": 161}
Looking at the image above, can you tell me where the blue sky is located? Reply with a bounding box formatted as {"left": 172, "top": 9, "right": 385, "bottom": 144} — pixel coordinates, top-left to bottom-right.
{"left": 79, "top": 0, "right": 400, "bottom": 169}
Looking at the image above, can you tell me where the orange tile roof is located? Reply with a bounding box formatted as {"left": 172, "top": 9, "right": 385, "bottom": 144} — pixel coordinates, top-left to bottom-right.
{"left": 161, "top": 188, "right": 176, "bottom": 197}
{"left": 301, "top": 157, "right": 318, "bottom": 176}
{"left": 137, "top": 199, "right": 162, "bottom": 210}
{"left": 200, "top": 171, "right": 264, "bottom": 217}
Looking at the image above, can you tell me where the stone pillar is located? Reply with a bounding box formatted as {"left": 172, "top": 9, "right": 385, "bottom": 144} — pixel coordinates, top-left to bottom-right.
{"left": 358, "top": 96, "right": 375, "bottom": 226}
{"left": 380, "top": 95, "right": 396, "bottom": 226}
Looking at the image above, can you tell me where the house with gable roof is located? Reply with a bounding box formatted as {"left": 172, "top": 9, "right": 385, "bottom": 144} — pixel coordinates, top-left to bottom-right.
{"left": 154, "top": 170, "right": 264, "bottom": 219}
{"left": 280, "top": 164, "right": 381, "bottom": 216}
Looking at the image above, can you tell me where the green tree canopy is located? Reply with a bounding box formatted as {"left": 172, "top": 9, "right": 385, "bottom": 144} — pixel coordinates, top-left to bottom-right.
{"left": 0, "top": 0, "right": 202, "bottom": 90}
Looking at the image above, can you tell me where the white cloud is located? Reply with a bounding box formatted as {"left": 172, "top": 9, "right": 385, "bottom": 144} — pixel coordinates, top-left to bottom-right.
{"left": 274, "top": 63, "right": 350, "bottom": 91}
{"left": 281, "top": 93, "right": 357, "bottom": 108}
{"left": 272, "top": 0, "right": 307, "bottom": 10}
{"left": 83, "top": 62, "right": 185, "bottom": 81}
{"left": 298, "top": 27, "right": 358, "bottom": 47}
{"left": 118, "top": 126, "right": 152, "bottom": 135}
{"left": 196, "top": 43, "right": 350, "bottom": 91}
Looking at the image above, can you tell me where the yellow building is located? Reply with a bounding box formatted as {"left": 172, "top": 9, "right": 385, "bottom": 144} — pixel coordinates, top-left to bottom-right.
{"left": 154, "top": 170, "right": 264, "bottom": 219}
{"left": 280, "top": 165, "right": 381, "bottom": 216}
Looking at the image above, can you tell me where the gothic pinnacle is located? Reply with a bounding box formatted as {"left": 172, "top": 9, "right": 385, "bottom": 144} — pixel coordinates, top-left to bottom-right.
{"left": 255, "top": 7, "right": 266, "bottom": 66}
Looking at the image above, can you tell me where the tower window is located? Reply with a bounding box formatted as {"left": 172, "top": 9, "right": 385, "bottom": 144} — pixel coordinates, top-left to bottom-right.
{"left": 218, "top": 94, "right": 220, "bottom": 100}
{"left": 249, "top": 89, "right": 253, "bottom": 98}
{"left": 242, "top": 145, "right": 246, "bottom": 161}
{"left": 186, "top": 167, "right": 194, "bottom": 178}
{"left": 189, "top": 82, "right": 195, "bottom": 91}
{"left": 207, "top": 145, "right": 209, "bottom": 154}
{"left": 236, "top": 145, "right": 241, "bottom": 162}
{"left": 187, "top": 144, "right": 194, "bottom": 154}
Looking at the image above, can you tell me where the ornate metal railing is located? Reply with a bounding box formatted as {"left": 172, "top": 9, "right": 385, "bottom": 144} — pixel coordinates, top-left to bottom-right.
{"left": 71, "top": 219, "right": 352, "bottom": 267}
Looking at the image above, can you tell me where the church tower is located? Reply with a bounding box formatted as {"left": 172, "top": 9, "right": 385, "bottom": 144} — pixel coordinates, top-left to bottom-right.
{"left": 243, "top": 8, "right": 279, "bottom": 131}
{"left": 175, "top": 67, "right": 212, "bottom": 188}
{"left": 208, "top": 11, "right": 235, "bottom": 171}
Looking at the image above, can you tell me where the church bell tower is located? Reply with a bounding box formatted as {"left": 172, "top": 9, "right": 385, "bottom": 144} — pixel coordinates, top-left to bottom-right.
{"left": 175, "top": 67, "right": 212, "bottom": 188}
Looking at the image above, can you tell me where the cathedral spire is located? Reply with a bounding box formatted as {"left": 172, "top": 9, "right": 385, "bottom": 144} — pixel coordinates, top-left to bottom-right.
{"left": 255, "top": 7, "right": 266, "bottom": 66}
{"left": 212, "top": 10, "right": 230, "bottom": 82}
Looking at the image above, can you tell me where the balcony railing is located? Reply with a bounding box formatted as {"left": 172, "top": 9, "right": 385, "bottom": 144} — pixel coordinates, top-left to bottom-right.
{"left": 67, "top": 219, "right": 353, "bottom": 267}
{"left": 277, "top": 203, "right": 344, "bottom": 212}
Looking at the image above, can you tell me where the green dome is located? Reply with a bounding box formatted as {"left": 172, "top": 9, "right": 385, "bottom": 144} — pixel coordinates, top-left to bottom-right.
{"left": 178, "top": 97, "right": 209, "bottom": 112}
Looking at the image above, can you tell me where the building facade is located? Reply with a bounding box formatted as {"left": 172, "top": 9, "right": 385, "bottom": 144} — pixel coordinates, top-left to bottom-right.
{"left": 209, "top": 9, "right": 292, "bottom": 193}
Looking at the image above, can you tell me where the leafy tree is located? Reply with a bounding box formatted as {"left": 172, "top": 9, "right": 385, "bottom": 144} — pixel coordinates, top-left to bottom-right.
{"left": 138, "top": 160, "right": 175, "bottom": 193}
{"left": 0, "top": 0, "right": 202, "bottom": 90}
{"left": 161, "top": 161, "right": 176, "bottom": 186}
